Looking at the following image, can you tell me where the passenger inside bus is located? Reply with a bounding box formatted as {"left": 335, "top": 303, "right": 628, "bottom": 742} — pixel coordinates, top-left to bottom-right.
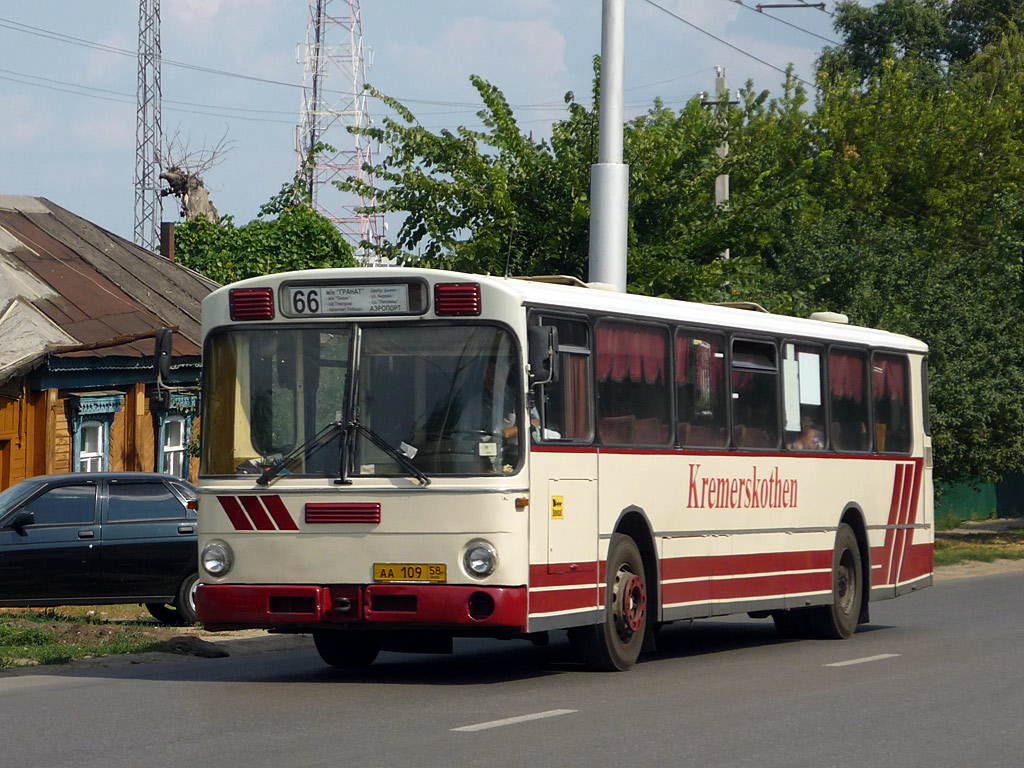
{"left": 788, "top": 416, "right": 825, "bottom": 450}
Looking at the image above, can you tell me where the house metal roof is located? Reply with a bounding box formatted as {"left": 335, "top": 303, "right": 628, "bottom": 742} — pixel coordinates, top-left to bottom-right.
{"left": 0, "top": 195, "right": 219, "bottom": 384}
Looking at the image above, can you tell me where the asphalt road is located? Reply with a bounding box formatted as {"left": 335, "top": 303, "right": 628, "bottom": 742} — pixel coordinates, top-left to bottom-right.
{"left": 3, "top": 569, "right": 1021, "bottom": 768}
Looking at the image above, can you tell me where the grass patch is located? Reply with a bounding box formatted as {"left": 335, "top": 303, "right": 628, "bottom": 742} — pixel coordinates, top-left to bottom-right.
{"left": 0, "top": 610, "right": 174, "bottom": 668}
{"left": 934, "top": 530, "right": 1024, "bottom": 567}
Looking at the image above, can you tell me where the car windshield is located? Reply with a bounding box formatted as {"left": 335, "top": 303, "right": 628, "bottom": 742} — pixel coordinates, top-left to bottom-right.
{"left": 0, "top": 480, "right": 43, "bottom": 518}
{"left": 201, "top": 324, "right": 523, "bottom": 478}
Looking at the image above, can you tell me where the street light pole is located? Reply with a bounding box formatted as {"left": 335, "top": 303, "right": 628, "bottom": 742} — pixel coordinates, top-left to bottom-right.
{"left": 588, "top": 0, "right": 629, "bottom": 292}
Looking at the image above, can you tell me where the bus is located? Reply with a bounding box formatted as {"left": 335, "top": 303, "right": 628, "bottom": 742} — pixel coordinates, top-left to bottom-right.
{"left": 194, "top": 267, "right": 933, "bottom": 671}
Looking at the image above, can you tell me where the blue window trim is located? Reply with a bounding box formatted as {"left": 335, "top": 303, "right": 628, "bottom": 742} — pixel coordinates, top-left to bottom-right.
{"left": 71, "top": 393, "right": 124, "bottom": 472}
{"left": 156, "top": 393, "right": 197, "bottom": 479}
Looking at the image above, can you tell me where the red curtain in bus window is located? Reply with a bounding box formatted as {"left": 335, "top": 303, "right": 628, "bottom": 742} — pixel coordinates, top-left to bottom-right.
{"left": 829, "top": 349, "right": 865, "bottom": 401}
{"left": 597, "top": 324, "right": 665, "bottom": 384}
{"left": 872, "top": 356, "right": 906, "bottom": 404}
{"left": 675, "top": 335, "right": 723, "bottom": 389}
{"left": 565, "top": 355, "right": 589, "bottom": 438}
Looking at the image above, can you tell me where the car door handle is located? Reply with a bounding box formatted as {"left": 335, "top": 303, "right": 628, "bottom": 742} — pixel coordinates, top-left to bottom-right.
{"left": 178, "top": 525, "right": 195, "bottom": 534}
{"left": 78, "top": 530, "right": 95, "bottom": 539}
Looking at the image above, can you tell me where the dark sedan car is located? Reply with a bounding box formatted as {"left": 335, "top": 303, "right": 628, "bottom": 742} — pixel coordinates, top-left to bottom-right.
{"left": 0, "top": 472, "right": 198, "bottom": 625}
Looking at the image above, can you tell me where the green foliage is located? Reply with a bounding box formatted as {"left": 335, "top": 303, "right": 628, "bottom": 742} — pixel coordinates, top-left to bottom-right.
{"left": 322, "top": 8, "right": 1024, "bottom": 489}
{"left": 175, "top": 169, "right": 357, "bottom": 285}
{"left": 0, "top": 613, "right": 169, "bottom": 668}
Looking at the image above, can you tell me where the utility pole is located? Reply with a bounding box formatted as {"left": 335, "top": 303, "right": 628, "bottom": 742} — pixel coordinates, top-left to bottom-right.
{"left": 134, "top": 0, "right": 162, "bottom": 251}
{"left": 588, "top": 0, "right": 629, "bottom": 292}
{"left": 702, "top": 67, "right": 737, "bottom": 260}
{"left": 713, "top": 67, "right": 730, "bottom": 260}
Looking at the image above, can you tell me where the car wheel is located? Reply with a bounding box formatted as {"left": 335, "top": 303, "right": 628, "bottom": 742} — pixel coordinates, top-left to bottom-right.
{"left": 174, "top": 572, "right": 200, "bottom": 625}
{"left": 145, "top": 602, "right": 180, "bottom": 626}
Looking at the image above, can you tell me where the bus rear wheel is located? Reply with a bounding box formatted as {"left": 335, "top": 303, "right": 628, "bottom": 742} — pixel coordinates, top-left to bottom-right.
{"left": 570, "top": 533, "right": 647, "bottom": 671}
{"left": 772, "top": 524, "right": 863, "bottom": 640}
{"left": 313, "top": 631, "right": 381, "bottom": 669}
{"left": 808, "top": 523, "right": 863, "bottom": 639}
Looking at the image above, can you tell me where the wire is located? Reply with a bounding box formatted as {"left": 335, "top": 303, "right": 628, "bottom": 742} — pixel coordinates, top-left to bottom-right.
{"left": 729, "top": 0, "right": 842, "bottom": 46}
{"left": 639, "top": 0, "right": 819, "bottom": 88}
{"left": 0, "top": 17, "right": 303, "bottom": 91}
{"left": 0, "top": 71, "right": 297, "bottom": 125}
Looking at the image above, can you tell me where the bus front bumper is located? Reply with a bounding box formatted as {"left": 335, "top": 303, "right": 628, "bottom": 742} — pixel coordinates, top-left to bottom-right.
{"left": 196, "top": 583, "right": 528, "bottom": 632}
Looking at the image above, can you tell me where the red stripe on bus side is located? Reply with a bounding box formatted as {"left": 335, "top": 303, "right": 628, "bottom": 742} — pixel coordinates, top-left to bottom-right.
{"left": 217, "top": 496, "right": 254, "bottom": 531}
{"left": 239, "top": 496, "right": 276, "bottom": 531}
{"left": 898, "top": 542, "right": 933, "bottom": 582}
{"left": 882, "top": 464, "right": 906, "bottom": 584}
{"left": 529, "top": 587, "right": 599, "bottom": 614}
{"left": 891, "top": 463, "right": 916, "bottom": 583}
{"left": 529, "top": 564, "right": 601, "bottom": 588}
{"left": 262, "top": 495, "right": 299, "bottom": 531}
{"left": 896, "top": 462, "right": 924, "bottom": 583}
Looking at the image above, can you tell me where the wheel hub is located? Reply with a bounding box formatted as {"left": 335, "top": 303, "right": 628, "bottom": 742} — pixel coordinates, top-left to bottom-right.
{"left": 611, "top": 567, "right": 646, "bottom": 640}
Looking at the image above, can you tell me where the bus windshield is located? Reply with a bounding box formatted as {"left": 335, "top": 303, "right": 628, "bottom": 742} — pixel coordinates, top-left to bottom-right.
{"left": 201, "top": 324, "right": 523, "bottom": 478}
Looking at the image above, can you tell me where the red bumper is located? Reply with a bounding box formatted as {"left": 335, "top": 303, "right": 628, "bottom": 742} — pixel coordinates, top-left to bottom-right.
{"left": 197, "top": 583, "right": 527, "bottom": 632}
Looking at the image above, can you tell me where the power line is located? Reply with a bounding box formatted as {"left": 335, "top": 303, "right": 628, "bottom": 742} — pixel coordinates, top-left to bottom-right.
{"left": 0, "top": 69, "right": 297, "bottom": 124}
{"left": 639, "top": 0, "right": 819, "bottom": 89}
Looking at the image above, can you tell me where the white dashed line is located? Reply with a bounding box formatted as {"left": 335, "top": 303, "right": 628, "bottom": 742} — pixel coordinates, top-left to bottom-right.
{"left": 824, "top": 653, "right": 901, "bottom": 667}
{"left": 452, "top": 709, "right": 577, "bottom": 732}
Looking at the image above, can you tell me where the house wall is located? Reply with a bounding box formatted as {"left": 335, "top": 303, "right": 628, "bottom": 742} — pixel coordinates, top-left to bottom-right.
{"left": 0, "top": 378, "right": 201, "bottom": 491}
{"left": 0, "top": 379, "right": 29, "bottom": 487}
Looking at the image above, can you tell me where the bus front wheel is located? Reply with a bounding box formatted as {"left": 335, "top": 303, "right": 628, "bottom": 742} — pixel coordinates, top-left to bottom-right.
{"left": 313, "top": 631, "right": 381, "bottom": 668}
{"left": 570, "top": 533, "right": 647, "bottom": 671}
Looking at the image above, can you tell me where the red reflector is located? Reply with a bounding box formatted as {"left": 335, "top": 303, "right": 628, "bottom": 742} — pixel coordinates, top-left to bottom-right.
{"left": 434, "top": 282, "right": 481, "bottom": 316}
{"left": 229, "top": 288, "right": 275, "bottom": 320}
{"left": 305, "top": 503, "right": 381, "bottom": 524}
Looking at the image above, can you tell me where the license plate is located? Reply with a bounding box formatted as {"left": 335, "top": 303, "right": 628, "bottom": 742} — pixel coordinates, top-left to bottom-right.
{"left": 373, "top": 563, "right": 447, "bottom": 583}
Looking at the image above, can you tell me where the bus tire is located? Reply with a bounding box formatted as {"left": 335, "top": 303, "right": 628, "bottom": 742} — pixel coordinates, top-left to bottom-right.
{"left": 569, "top": 533, "right": 647, "bottom": 671}
{"left": 771, "top": 608, "right": 813, "bottom": 639}
{"left": 809, "top": 523, "right": 863, "bottom": 639}
{"left": 313, "top": 631, "right": 381, "bottom": 668}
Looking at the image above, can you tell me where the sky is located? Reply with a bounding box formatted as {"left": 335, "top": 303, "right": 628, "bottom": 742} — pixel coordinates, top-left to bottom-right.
{"left": 0, "top": 0, "right": 858, "bottom": 248}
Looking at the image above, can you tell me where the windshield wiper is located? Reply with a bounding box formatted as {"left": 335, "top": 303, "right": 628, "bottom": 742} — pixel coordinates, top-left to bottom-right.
{"left": 256, "top": 420, "right": 347, "bottom": 486}
{"left": 349, "top": 420, "right": 430, "bottom": 487}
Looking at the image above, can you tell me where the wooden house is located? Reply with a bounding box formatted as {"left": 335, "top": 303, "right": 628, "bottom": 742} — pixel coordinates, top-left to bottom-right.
{"left": 0, "top": 195, "right": 217, "bottom": 490}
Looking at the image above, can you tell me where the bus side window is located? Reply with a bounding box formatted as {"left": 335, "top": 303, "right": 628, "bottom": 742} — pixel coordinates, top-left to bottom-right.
{"left": 829, "top": 347, "right": 870, "bottom": 452}
{"left": 676, "top": 330, "right": 728, "bottom": 448}
{"left": 731, "top": 339, "right": 779, "bottom": 449}
{"left": 872, "top": 352, "right": 910, "bottom": 453}
{"left": 534, "top": 317, "right": 592, "bottom": 442}
{"left": 595, "top": 321, "right": 671, "bottom": 446}
{"left": 782, "top": 342, "right": 826, "bottom": 451}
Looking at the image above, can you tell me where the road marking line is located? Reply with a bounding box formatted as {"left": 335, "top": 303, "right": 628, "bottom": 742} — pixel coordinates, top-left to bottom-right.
{"left": 452, "top": 709, "right": 577, "bottom": 732}
{"left": 824, "top": 653, "right": 901, "bottom": 667}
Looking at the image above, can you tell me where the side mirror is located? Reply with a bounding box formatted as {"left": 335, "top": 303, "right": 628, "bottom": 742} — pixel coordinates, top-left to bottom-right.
{"left": 154, "top": 328, "right": 173, "bottom": 382}
{"left": 7, "top": 510, "right": 35, "bottom": 536}
{"left": 528, "top": 325, "right": 560, "bottom": 386}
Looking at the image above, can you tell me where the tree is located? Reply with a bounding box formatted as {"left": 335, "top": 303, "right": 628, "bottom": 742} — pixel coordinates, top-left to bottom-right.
{"left": 174, "top": 171, "right": 356, "bottom": 285}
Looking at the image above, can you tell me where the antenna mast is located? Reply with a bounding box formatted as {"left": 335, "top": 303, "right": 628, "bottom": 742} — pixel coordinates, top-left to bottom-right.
{"left": 134, "top": 0, "right": 162, "bottom": 250}
{"left": 297, "top": 0, "right": 382, "bottom": 262}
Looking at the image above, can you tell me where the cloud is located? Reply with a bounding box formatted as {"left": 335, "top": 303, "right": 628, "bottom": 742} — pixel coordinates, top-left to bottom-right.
{"left": 443, "top": 18, "right": 568, "bottom": 82}
{"left": 2, "top": 94, "right": 53, "bottom": 145}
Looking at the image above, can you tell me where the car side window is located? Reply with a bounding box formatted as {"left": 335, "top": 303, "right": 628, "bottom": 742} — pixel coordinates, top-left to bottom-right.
{"left": 107, "top": 482, "right": 187, "bottom": 522}
{"left": 22, "top": 485, "right": 97, "bottom": 525}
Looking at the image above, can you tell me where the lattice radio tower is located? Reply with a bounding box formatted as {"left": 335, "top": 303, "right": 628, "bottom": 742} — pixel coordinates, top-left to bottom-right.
{"left": 134, "top": 0, "right": 162, "bottom": 251}
{"left": 296, "top": 0, "right": 382, "bottom": 261}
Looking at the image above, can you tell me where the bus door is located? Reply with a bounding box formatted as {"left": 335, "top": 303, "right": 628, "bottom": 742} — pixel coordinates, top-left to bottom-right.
{"left": 547, "top": 473, "right": 598, "bottom": 574}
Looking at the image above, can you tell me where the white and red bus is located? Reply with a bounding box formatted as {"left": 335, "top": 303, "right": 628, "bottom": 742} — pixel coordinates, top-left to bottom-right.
{"left": 195, "top": 267, "right": 933, "bottom": 670}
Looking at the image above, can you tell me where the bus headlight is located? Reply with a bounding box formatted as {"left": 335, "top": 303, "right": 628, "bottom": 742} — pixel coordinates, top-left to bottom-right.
{"left": 463, "top": 539, "right": 497, "bottom": 578}
{"left": 201, "top": 540, "right": 234, "bottom": 577}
